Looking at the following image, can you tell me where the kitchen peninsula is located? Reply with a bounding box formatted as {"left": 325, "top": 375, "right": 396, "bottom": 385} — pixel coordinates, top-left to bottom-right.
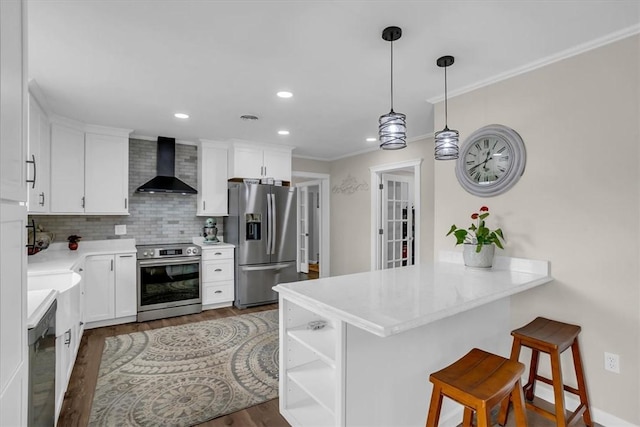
{"left": 273, "top": 252, "right": 552, "bottom": 427}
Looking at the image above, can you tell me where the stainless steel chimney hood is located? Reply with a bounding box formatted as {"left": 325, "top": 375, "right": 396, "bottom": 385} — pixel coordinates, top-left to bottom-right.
{"left": 135, "top": 137, "right": 197, "bottom": 194}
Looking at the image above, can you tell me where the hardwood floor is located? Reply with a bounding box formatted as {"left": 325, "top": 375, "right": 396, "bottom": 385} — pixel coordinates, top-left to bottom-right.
{"left": 59, "top": 302, "right": 599, "bottom": 427}
{"left": 57, "top": 304, "right": 289, "bottom": 427}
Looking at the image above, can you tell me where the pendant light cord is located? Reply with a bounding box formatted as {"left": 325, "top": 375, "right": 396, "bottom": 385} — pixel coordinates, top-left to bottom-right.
{"left": 390, "top": 40, "right": 394, "bottom": 111}
{"left": 443, "top": 64, "right": 448, "bottom": 127}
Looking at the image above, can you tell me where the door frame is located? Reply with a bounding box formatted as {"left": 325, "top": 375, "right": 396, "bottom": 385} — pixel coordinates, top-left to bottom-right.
{"left": 292, "top": 171, "right": 330, "bottom": 277}
{"left": 370, "top": 159, "right": 422, "bottom": 271}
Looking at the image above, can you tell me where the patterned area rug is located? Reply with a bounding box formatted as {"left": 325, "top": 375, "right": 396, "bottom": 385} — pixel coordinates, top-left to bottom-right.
{"left": 89, "top": 310, "right": 279, "bottom": 426}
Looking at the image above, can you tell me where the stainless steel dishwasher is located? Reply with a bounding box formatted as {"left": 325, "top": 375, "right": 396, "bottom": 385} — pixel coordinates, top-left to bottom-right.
{"left": 28, "top": 299, "right": 56, "bottom": 426}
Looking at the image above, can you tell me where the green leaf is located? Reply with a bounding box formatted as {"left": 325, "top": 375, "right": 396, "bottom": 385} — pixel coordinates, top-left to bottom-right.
{"left": 479, "top": 213, "right": 489, "bottom": 220}
{"left": 446, "top": 224, "right": 457, "bottom": 236}
{"left": 453, "top": 229, "right": 468, "bottom": 245}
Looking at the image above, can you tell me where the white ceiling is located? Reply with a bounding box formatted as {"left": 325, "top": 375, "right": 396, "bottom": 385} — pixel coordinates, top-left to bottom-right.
{"left": 28, "top": 1, "right": 640, "bottom": 160}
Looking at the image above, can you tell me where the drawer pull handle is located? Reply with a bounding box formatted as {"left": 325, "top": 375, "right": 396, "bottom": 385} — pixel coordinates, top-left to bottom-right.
{"left": 214, "top": 290, "right": 223, "bottom": 294}
{"left": 214, "top": 252, "right": 222, "bottom": 255}
{"left": 214, "top": 268, "right": 222, "bottom": 272}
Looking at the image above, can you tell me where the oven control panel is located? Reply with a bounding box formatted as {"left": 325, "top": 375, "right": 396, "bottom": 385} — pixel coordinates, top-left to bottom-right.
{"left": 137, "top": 245, "right": 200, "bottom": 259}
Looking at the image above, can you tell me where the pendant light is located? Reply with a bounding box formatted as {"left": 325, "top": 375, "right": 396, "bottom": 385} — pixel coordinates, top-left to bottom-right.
{"left": 379, "top": 26, "right": 406, "bottom": 150}
{"left": 434, "top": 55, "right": 459, "bottom": 160}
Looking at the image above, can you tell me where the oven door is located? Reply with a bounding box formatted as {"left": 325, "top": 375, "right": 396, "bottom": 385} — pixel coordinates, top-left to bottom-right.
{"left": 137, "top": 257, "right": 201, "bottom": 313}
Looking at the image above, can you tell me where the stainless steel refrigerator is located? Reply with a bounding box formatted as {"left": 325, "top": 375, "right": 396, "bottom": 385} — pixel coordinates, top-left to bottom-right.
{"left": 225, "top": 182, "right": 299, "bottom": 308}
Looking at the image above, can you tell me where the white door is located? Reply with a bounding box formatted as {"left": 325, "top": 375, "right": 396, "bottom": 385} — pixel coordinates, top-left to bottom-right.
{"left": 50, "top": 123, "right": 85, "bottom": 213}
{"left": 114, "top": 254, "right": 137, "bottom": 318}
{"left": 84, "top": 255, "right": 115, "bottom": 322}
{"left": 297, "top": 185, "right": 309, "bottom": 273}
{"left": 84, "top": 133, "right": 128, "bottom": 214}
{"left": 381, "top": 174, "right": 414, "bottom": 269}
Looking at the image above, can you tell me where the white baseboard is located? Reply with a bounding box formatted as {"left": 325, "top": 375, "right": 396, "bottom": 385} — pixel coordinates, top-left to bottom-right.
{"left": 535, "top": 383, "right": 638, "bottom": 427}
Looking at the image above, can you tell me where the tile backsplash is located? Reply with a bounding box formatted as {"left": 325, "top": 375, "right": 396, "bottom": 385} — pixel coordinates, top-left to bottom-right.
{"left": 30, "top": 138, "right": 223, "bottom": 245}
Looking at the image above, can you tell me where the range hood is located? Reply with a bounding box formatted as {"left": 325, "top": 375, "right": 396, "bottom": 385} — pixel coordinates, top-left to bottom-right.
{"left": 135, "top": 137, "right": 197, "bottom": 194}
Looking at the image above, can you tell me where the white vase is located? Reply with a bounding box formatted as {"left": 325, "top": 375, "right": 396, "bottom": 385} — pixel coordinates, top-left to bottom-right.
{"left": 463, "top": 243, "right": 495, "bottom": 268}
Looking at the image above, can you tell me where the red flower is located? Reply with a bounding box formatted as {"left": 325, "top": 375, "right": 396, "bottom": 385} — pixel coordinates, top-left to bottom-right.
{"left": 471, "top": 213, "right": 479, "bottom": 219}
{"left": 479, "top": 206, "right": 489, "bottom": 212}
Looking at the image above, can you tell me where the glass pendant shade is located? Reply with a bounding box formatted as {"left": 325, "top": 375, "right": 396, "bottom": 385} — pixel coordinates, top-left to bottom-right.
{"left": 379, "top": 26, "right": 406, "bottom": 150}
{"left": 435, "top": 55, "right": 458, "bottom": 160}
{"left": 379, "top": 110, "right": 407, "bottom": 150}
{"left": 434, "top": 126, "right": 459, "bottom": 159}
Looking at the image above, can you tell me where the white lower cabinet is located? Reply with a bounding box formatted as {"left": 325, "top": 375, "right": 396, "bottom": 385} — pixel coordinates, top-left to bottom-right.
{"left": 280, "top": 297, "right": 345, "bottom": 427}
{"left": 201, "top": 246, "right": 234, "bottom": 307}
{"left": 84, "top": 252, "right": 136, "bottom": 326}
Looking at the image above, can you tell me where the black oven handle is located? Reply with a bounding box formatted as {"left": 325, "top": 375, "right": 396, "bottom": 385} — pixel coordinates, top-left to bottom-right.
{"left": 137, "top": 257, "right": 201, "bottom": 267}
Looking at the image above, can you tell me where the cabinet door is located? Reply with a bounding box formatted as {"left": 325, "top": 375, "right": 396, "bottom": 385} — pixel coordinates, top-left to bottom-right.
{"left": 197, "top": 142, "right": 228, "bottom": 216}
{"left": 231, "top": 146, "right": 264, "bottom": 179}
{"left": 27, "top": 94, "right": 50, "bottom": 213}
{"left": 0, "top": 203, "right": 28, "bottom": 426}
{"left": 85, "top": 133, "right": 129, "bottom": 214}
{"left": 50, "top": 123, "right": 85, "bottom": 213}
{"left": 0, "top": 0, "right": 27, "bottom": 203}
{"left": 84, "top": 255, "right": 115, "bottom": 322}
{"left": 114, "top": 254, "right": 136, "bottom": 318}
{"left": 263, "top": 149, "right": 292, "bottom": 182}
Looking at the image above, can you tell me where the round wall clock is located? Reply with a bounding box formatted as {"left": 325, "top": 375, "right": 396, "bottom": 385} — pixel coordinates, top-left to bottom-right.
{"left": 455, "top": 124, "right": 526, "bottom": 197}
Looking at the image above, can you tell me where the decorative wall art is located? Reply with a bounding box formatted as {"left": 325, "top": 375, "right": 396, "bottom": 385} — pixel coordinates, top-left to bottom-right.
{"left": 332, "top": 174, "right": 369, "bottom": 195}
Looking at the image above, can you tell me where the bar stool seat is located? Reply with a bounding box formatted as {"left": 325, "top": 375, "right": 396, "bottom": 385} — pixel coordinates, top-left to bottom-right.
{"left": 498, "top": 317, "right": 593, "bottom": 427}
{"left": 426, "top": 348, "right": 528, "bottom": 427}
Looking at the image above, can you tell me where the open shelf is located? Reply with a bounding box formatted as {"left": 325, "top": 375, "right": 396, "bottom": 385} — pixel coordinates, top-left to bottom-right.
{"left": 285, "top": 397, "right": 335, "bottom": 427}
{"left": 288, "top": 325, "right": 336, "bottom": 367}
{"left": 287, "top": 359, "right": 335, "bottom": 414}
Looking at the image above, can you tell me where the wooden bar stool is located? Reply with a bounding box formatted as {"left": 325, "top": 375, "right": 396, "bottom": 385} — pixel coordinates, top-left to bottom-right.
{"left": 425, "top": 348, "right": 527, "bottom": 427}
{"left": 498, "top": 317, "right": 592, "bottom": 427}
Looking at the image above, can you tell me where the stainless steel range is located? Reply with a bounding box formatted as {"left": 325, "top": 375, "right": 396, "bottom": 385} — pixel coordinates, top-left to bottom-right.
{"left": 136, "top": 243, "right": 201, "bottom": 322}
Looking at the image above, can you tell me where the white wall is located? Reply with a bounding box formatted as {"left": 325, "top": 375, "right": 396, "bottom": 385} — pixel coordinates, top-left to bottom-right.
{"left": 433, "top": 35, "right": 640, "bottom": 424}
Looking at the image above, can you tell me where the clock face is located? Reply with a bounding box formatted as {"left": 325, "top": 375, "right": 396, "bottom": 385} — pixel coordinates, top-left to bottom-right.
{"left": 455, "top": 125, "right": 526, "bottom": 197}
{"left": 463, "top": 135, "right": 513, "bottom": 185}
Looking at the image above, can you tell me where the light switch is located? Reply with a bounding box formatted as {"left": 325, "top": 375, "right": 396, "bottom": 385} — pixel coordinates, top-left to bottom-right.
{"left": 115, "top": 224, "right": 126, "bottom": 235}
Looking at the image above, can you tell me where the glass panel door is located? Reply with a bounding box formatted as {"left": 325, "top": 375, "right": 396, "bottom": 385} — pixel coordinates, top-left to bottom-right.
{"left": 297, "top": 185, "right": 309, "bottom": 273}
{"left": 382, "top": 174, "right": 414, "bottom": 269}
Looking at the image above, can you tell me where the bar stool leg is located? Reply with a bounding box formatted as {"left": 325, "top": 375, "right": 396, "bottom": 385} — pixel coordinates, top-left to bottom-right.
{"left": 462, "top": 407, "right": 474, "bottom": 427}
{"left": 571, "top": 340, "right": 593, "bottom": 426}
{"left": 425, "top": 385, "right": 443, "bottom": 427}
{"left": 550, "top": 350, "right": 568, "bottom": 427}
{"left": 477, "top": 407, "right": 491, "bottom": 427}
{"left": 524, "top": 348, "right": 540, "bottom": 401}
{"left": 498, "top": 339, "right": 523, "bottom": 425}
{"left": 511, "top": 379, "right": 528, "bottom": 426}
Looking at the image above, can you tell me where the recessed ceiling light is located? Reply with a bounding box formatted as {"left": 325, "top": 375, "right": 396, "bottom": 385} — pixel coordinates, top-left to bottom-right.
{"left": 366, "top": 137, "right": 377, "bottom": 142}
{"left": 277, "top": 91, "right": 293, "bottom": 98}
{"left": 174, "top": 113, "right": 189, "bottom": 119}
{"left": 278, "top": 130, "right": 290, "bottom": 135}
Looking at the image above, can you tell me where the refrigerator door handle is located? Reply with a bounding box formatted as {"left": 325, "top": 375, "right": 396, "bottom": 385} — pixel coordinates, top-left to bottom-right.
{"left": 240, "top": 263, "right": 294, "bottom": 272}
{"left": 266, "top": 192, "right": 272, "bottom": 255}
{"left": 271, "top": 193, "right": 277, "bottom": 255}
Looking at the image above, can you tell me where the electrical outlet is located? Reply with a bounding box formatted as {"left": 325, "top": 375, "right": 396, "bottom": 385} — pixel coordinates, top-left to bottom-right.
{"left": 115, "top": 224, "right": 127, "bottom": 235}
{"left": 604, "top": 352, "right": 620, "bottom": 373}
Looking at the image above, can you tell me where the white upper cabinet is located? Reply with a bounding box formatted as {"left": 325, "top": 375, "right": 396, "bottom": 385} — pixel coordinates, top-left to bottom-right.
{"left": 27, "top": 93, "right": 51, "bottom": 213}
{"left": 85, "top": 130, "right": 129, "bottom": 214}
{"left": 50, "top": 120, "right": 85, "bottom": 213}
{"left": 0, "top": 0, "right": 27, "bottom": 203}
{"left": 0, "top": 1, "right": 28, "bottom": 425}
{"left": 197, "top": 140, "right": 228, "bottom": 216}
{"left": 50, "top": 119, "right": 131, "bottom": 215}
{"left": 228, "top": 141, "right": 293, "bottom": 182}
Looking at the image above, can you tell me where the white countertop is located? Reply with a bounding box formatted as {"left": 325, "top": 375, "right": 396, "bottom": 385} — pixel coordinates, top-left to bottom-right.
{"left": 27, "top": 238, "right": 137, "bottom": 275}
{"left": 192, "top": 237, "right": 235, "bottom": 249}
{"left": 273, "top": 251, "right": 553, "bottom": 337}
{"left": 27, "top": 289, "right": 57, "bottom": 329}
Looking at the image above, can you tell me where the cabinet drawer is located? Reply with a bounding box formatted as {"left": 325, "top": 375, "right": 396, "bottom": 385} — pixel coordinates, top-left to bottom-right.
{"left": 202, "top": 260, "right": 234, "bottom": 282}
{"left": 203, "top": 282, "right": 234, "bottom": 305}
{"left": 201, "top": 247, "right": 233, "bottom": 261}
